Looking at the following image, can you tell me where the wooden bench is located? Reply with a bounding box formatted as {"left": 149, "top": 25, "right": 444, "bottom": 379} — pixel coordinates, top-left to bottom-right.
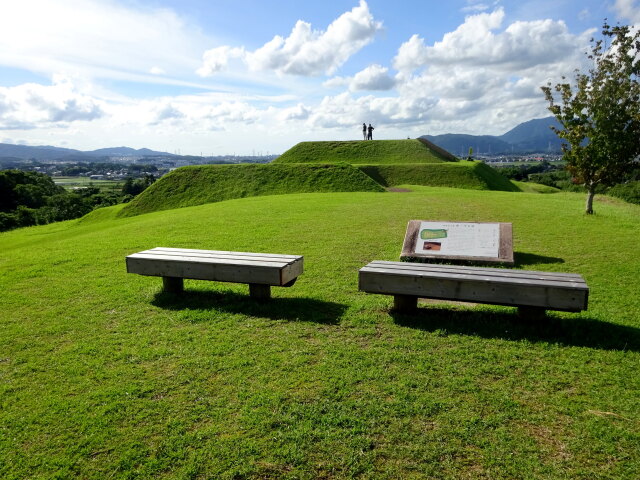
{"left": 126, "top": 247, "right": 303, "bottom": 299}
{"left": 359, "top": 261, "right": 588, "bottom": 315}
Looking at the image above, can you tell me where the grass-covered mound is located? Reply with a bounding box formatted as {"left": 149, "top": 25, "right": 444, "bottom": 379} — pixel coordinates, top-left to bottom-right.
{"left": 274, "top": 139, "right": 455, "bottom": 164}
{"left": 120, "top": 163, "right": 384, "bottom": 217}
{"left": 2, "top": 187, "right": 639, "bottom": 478}
{"left": 359, "top": 161, "right": 519, "bottom": 192}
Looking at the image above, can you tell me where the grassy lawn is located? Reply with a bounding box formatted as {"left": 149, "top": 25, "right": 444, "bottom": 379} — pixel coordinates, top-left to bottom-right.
{"left": 1, "top": 187, "right": 639, "bottom": 479}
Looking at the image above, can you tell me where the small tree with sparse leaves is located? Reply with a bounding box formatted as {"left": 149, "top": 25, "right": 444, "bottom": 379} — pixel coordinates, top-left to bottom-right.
{"left": 542, "top": 22, "right": 640, "bottom": 214}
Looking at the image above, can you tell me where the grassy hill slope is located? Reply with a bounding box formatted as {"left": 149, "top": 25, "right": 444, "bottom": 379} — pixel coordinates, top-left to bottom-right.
{"left": 120, "top": 163, "right": 384, "bottom": 217}
{"left": 359, "top": 161, "right": 519, "bottom": 192}
{"left": 1, "top": 188, "right": 639, "bottom": 479}
{"left": 274, "top": 139, "right": 454, "bottom": 164}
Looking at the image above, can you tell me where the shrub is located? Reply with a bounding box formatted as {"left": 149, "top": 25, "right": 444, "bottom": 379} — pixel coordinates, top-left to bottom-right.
{"left": 608, "top": 181, "right": 640, "bottom": 204}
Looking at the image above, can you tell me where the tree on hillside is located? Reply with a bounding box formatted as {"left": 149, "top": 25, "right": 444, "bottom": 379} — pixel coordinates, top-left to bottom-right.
{"left": 541, "top": 22, "right": 640, "bottom": 214}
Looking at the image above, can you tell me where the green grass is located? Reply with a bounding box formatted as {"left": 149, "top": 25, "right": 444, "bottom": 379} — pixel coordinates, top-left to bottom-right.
{"left": 120, "top": 163, "right": 384, "bottom": 217}
{"left": 1, "top": 187, "right": 639, "bottom": 479}
{"left": 360, "top": 161, "right": 519, "bottom": 192}
{"left": 512, "top": 181, "right": 561, "bottom": 194}
{"left": 274, "top": 139, "right": 453, "bottom": 164}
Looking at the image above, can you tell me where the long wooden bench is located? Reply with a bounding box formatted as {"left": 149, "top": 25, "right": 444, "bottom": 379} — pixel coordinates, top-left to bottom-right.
{"left": 359, "top": 261, "right": 588, "bottom": 315}
{"left": 126, "top": 247, "right": 303, "bottom": 299}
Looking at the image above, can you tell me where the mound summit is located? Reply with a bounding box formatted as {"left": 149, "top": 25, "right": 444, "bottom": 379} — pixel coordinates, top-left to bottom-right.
{"left": 274, "top": 139, "right": 457, "bottom": 164}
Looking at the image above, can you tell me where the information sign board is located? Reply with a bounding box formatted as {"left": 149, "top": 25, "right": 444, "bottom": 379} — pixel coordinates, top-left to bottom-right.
{"left": 401, "top": 220, "right": 514, "bottom": 264}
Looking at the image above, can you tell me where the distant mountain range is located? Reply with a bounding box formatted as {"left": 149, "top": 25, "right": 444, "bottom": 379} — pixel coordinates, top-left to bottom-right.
{"left": 421, "top": 117, "right": 564, "bottom": 156}
{"left": 0, "top": 144, "right": 174, "bottom": 161}
{"left": 0, "top": 116, "right": 564, "bottom": 163}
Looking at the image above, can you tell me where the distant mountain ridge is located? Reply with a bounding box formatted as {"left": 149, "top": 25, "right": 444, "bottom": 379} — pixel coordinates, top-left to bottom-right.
{"left": 0, "top": 117, "right": 564, "bottom": 162}
{"left": 422, "top": 117, "right": 564, "bottom": 155}
{"left": 0, "top": 143, "right": 173, "bottom": 161}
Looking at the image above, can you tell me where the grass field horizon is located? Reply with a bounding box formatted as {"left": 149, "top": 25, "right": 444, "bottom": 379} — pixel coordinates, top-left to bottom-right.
{"left": 1, "top": 184, "right": 639, "bottom": 478}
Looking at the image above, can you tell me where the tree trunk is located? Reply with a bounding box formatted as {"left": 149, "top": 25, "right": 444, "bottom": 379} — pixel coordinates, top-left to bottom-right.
{"left": 585, "top": 187, "right": 595, "bottom": 214}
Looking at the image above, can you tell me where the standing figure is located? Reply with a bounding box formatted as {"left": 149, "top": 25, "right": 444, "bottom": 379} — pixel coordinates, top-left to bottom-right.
{"left": 362, "top": 123, "right": 367, "bottom": 140}
{"left": 367, "top": 123, "right": 374, "bottom": 140}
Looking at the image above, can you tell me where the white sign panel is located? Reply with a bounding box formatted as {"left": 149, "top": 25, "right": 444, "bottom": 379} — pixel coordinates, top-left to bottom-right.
{"left": 413, "top": 221, "right": 500, "bottom": 258}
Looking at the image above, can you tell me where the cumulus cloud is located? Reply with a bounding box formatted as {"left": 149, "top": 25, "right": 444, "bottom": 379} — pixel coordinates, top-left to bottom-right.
{"left": 394, "top": 9, "right": 591, "bottom": 72}
{"left": 0, "top": 77, "right": 103, "bottom": 129}
{"left": 198, "top": 0, "right": 382, "bottom": 77}
{"left": 279, "top": 103, "right": 311, "bottom": 121}
{"left": 350, "top": 64, "right": 395, "bottom": 91}
{"left": 301, "top": 8, "right": 598, "bottom": 137}
{"left": 197, "top": 46, "right": 246, "bottom": 77}
{"left": 150, "top": 103, "right": 184, "bottom": 124}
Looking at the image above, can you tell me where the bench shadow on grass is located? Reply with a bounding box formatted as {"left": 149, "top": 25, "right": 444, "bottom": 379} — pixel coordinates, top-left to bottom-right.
{"left": 513, "top": 252, "right": 565, "bottom": 267}
{"left": 391, "top": 308, "right": 640, "bottom": 352}
{"left": 152, "top": 289, "right": 346, "bottom": 325}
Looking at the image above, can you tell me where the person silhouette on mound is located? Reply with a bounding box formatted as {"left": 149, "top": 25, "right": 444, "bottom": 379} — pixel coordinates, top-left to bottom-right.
{"left": 362, "top": 123, "right": 367, "bottom": 140}
{"left": 367, "top": 123, "right": 374, "bottom": 140}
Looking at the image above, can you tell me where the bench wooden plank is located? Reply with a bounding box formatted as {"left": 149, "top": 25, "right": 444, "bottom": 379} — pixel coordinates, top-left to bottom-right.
{"left": 150, "top": 247, "right": 301, "bottom": 261}
{"left": 127, "top": 254, "right": 283, "bottom": 285}
{"left": 360, "top": 265, "right": 588, "bottom": 290}
{"left": 359, "top": 260, "right": 588, "bottom": 313}
{"left": 126, "top": 248, "right": 304, "bottom": 297}
{"left": 128, "top": 252, "right": 293, "bottom": 269}
{"left": 367, "top": 261, "right": 586, "bottom": 282}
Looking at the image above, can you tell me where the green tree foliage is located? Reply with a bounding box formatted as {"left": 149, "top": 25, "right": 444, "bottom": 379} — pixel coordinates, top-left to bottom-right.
{"left": 0, "top": 170, "right": 65, "bottom": 212}
{"left": 542, "top": 22, "right": 640, "bottom": 214}
{"left": 0, "top": 170, "right": 100, "bottom": 231}
{"left": 121, "top": 174, "right": 156, "bottom": 197}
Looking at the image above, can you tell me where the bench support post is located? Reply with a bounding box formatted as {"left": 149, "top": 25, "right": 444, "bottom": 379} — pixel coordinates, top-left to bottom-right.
{"left": 393, "top": 294, "right": 418, "bottom": 313}
{"left": 249, "top": 283, "right": 271, "bottom": 300}
{"left": 162, "top": 276, "right": 184, "bottom": 294}
{"left": 518, "top": 306, "right": 546, "bottom": 319}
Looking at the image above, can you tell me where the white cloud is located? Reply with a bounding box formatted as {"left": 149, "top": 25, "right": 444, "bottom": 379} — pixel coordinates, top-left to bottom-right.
{"left": 394, "top": 9, "right": 592, "bottom": 72}
{"left": 0, "top": 0, "right": 206, "bottom": 83}
{"left": 0, "top": 76, "right": 104, "bottom": 129}
{"left": 198, "top": 0, "right": 382, "bottom": 77}
{"left": 461, "top": 3, "right": 490, "bottom": 13}
{"left": 613, "top": 0, "right": 640, "bottom": 22}
{"left": 323, "top": 64, "right": 395, "bottom": 91}
{"left": 197, "top": 46, "right": 246, "bottom": 77}
{"left": 350, "top": 64, "right": 395, "bottom": 91}
{"left": 323, "top": 76, "right": 350, "bottom": 89}
{"left": 150, "top": 103, "right": 184, "bottom": 125}
{"left": 279, "top": 103, "right": 311, "bottom": 121}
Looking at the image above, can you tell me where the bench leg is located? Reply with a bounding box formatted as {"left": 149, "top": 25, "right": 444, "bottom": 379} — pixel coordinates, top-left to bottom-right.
{"left": 393, "top": 294, "right": 418, "bottom": 313}
{"left": 162, "top": 276, "right": 184, "bottom": 294}
{"left": 249, "top": 283, "right": 271, "bottom": 300}
{"left": 518, "top": 306, "right": 546, "bottom": 319}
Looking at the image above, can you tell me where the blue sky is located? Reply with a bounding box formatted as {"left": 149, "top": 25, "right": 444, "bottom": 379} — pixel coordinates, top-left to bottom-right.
{"left": 0, "top": 0, "right": 637, "bottom": 155}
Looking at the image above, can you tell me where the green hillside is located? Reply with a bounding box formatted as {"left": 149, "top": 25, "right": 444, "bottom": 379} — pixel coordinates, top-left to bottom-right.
{"left": 1, "top": 187, "right": 639, "bottom": 479}
{"left": 359, "top": 161, "right": 519, "bottom": 192}
{"left": 274, "top": 139, "right": 455, "bottom": 164}
{"left": 118, "top": 141, "right": 520, "bottom": 217}
{"left": 120, "top": 163, "right": 384, "bottom": 217}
